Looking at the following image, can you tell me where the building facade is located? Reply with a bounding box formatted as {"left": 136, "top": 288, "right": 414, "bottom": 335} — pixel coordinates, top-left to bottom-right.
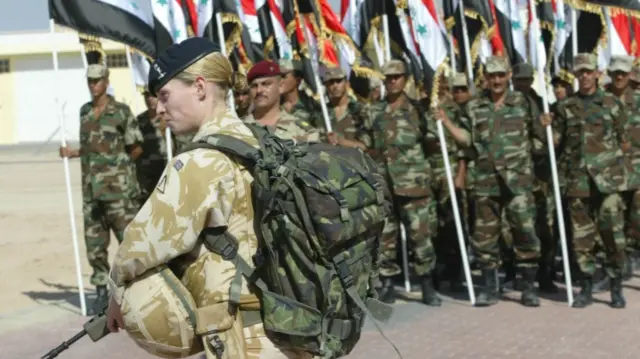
{"left": 0, "top": 26, "right": 147, "bottom": 145}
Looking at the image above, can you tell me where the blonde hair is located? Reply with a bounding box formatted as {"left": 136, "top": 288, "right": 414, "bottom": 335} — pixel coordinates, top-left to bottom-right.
{"left": 174, "top": 52, "right": 246, "bottom": 99}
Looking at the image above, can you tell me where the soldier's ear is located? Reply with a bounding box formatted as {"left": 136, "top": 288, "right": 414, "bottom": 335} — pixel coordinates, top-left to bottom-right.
{"left": 194, "top": 76, "right": 207, "bottom": 101}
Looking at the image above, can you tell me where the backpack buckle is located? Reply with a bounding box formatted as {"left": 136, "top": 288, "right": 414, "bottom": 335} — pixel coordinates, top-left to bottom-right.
{"left": 333, "top": 253, "right": 354, "bottom": 288}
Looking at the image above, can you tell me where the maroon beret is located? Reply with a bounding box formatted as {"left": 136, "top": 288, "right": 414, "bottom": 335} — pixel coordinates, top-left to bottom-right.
{"left": 247, "top": 60, "right": 281, "bottom": 83}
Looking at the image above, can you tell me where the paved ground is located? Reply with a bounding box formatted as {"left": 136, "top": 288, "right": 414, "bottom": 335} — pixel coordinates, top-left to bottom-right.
{"left": 3, "top": 144, "right": 640, "bottom": 359}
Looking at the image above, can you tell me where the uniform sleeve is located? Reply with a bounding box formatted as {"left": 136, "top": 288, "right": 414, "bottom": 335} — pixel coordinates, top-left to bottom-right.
{"left": 458, "top": 105, "right": 476, "bottom": 161}
{"left": 526, "top": 96, "right": 547, "bottom": 155}
{"left": 107, "top": 149, "right": 237, "bottom": 303}
{"left": 612, "top": 98, "right": 630, "bottom": 145}
{"left": 123, "top": 106, "right": 144, "bottom": 146}
{"left": 551, "top": 102, "right": 567, "bottom": 153}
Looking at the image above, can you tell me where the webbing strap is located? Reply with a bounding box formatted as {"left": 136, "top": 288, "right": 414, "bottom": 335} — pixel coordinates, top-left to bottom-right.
{"left": 332, "top": 253, "right": 403, "bottom": 359}
{"left": 159, "top": 270, "right": 197, "bottom": 329}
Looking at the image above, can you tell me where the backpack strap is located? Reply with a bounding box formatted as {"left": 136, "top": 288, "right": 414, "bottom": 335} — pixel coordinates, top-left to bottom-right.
{"left": 198, "top": 227, "right": 268, "bottom": 305}
{"left": 178, "top": 134, "right": 263, "bottom": 166}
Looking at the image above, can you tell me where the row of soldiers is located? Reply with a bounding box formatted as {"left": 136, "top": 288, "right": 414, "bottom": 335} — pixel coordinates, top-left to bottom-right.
{"left": 60, "top": 50, "right": 640, "bottom": 315}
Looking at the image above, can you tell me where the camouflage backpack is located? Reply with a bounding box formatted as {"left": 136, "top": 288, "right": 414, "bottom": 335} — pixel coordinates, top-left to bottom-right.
{"left": 181, "top": 124, "right": 399, "bottom": 358}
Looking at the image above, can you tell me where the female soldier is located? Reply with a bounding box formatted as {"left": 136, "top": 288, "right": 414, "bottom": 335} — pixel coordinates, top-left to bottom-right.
{"left": 104, "top": 38, "right": 310, "bottom": 359}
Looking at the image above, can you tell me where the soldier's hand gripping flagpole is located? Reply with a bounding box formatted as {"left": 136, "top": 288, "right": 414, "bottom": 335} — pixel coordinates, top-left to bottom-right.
{"left": 49, "top": 18, "right": 87, "bottom": 316}
{"left": 434, "top": 105, "right": 476, "bottom": 305}
{"left": 529, "top": 0, "right": 573, "bottom": 306}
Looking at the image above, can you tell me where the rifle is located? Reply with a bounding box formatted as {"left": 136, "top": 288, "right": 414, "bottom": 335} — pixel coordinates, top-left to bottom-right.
{"left": 41, "top": 301, "right": 111, "bottom": 359}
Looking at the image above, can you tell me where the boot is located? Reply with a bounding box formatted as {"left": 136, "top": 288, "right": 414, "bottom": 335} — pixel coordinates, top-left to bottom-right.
{"left": 92, "top": 285, "right": 109, "bottom": 315}
{"left": 572, "top": 277, "right": 593, "bottom": 308}
{"left": 591, "top": 268, "right": 610, "bottom": 293}
{"left": 537, "top": 264, "right": 559, "bottom": 294}
{"left": 475, "top": 269, "right": 499, "bottom": 307}
{"left": 377, "top": 277, "right": 396, "bottom": 304}
{"left": 520, "top": 267, "right": 541, "bottom": 307}
{"left": 421, "top": 276, "right": 442, "bottom": 306}
{"left": 610, "top": 277, "right": 627, "bottom": 309}
{"left": 623, "top": 253, "right": 633, "bottom": 282}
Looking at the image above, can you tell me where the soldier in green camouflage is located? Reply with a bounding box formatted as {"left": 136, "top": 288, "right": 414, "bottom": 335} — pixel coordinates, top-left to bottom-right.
{"left": 551, "top": 53, "right": 629, "bottom": 309}
{"left": 321, "top": 67, "right": 369, "bottom": 150}
{"left": 135, "top": 88, "right": 167, "bottom": 203}
{"left": 426, "top": 72, "right": 473, "bottom": 291}
{"left": 460, "top": 56, "right": 545, "bottom": 307}
{"left": 59, "top": 64, "right": 143, "bottom": 314}
{"left": 512, "top": 63, "right": 558, "bottom": 293}
{"left": 603, "top": 55, "right": 640, "bottom": 281}
{"left": 279, "top": 59, "right": 319, "bottom": 125}
{"left": 362, "top": 59, "right": 441, "bottom": 306}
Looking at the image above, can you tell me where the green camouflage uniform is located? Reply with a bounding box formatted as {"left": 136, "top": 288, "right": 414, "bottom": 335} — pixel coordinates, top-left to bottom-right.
{"left": 324, "top": 97, "right": 369, "bottom": 142}
{"left": 364, "top": 95, "right": 437, "bottom": 277}
{"left": 243, "top": 109, "right": 321, "bottom": 143}
{"left": 79, "top": 96, "right": 143, "bottom": 286}
{"left": 425, "top": 99, "right": 466, "bottom": 265}
{"left": 135, "top": 110, "right": 167, "bottom": 201}
{"left": 461, "top": 90, "right": 543, "bottom": 270}
{"left": 624, "top": 88, "right": 640, "bottom": 252}
{"left": 553, "top": 89, "right": 629, "bottom": 278}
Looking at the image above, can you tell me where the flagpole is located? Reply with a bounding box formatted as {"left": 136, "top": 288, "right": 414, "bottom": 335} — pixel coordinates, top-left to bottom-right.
{"left": 571, "top": 8, "right": 579, "bottom": 90}
{"left": 529, "top": 0, "right": 574, "bottom": 307}
{"left": 50, "top": 19, "right": 87, "bottom": 317}
{"left": 215, "top": 13, "right": 237, "bottom": 114}
{"left": 124, "top": 47, "right": 141, "bottom": 116}
{"left": 458, "top": 1, "right": 476, "bottom": 94}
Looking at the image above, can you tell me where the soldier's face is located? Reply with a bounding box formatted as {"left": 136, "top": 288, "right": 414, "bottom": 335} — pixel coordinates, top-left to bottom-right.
{"left": 280, "top": 71, "right": 298, "bottom": 94}
{"left": 144, "top": 94, "right": 158, "bottom": 112}
{"left": 155, "top": 78, "right": 202, "bottom": 134}
{"left": 251, "top": 76, "right": 280, "bottom": 110}
{"left": 513, "top": 77, "right": 533, "bottom": 92}
{"left": 87, "top": 77, "right": 108, "bottom": 98}
{"left": 609, "top": 70, "right": 629, "bottom": 91}
{"left": 234, "top": 90, "right": 251, "bottom": 111}
{"left": 452, "top": 86, "right": 470, "bottom": 105}
{"left": 485, "top": 72, "right": 510, "bottom": 95}
{"left": 553, "top": 83, "right": 568, "bottom": 101}
{"left": 325, "top": 78, "right": 346, "bottom": 100}
{"left": 384, "top": 74, "right": 406, "bottom": 95}
{"left": 576, "top": 69, "right": 598, "bottom": 92}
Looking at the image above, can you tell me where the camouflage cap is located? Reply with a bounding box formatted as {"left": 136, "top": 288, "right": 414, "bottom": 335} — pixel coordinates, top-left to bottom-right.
{"left": 631, "top": 65, "right": 640, "bottom": 83}
{"left": 451, "top": 72, "right": 468, "bottom": 88}
{"left": 485, "top": 56, "right": 510, "bottom": 74}
{"left": 608, "top": 55, "right": 634, "bottom": 73}
{"left": 382, "top": 59, "right": 406, "bottom": 76}
{"left": 279, "top": 59, "right": 303, "bottom": 73}
{"left": 87, "top": 64, "right": 109, "bottom": 79}
{"left": 573, "top": 53, "right": 597, "bottom": 71}
{"left": 323, "top": 67, "right": 346, "bottom": 82}
{"left": 512, "top": 63, "right": 534, "bottom": 79}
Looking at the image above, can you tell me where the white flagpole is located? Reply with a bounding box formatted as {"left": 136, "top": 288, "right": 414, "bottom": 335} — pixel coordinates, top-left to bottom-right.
{"left": 458, "top": 0, "right": 476, "bottom": 94}
{"left": 529, "top": 0, "right": 573, "bottom": 307}
{"left": 50, "top": 19, "right": 87, "bottom": 316}
{"left": 124, "top": 47, "right": 141, "bottom": 116}
{"left": 571, "top": 8, "right": 579, "bottom": 91}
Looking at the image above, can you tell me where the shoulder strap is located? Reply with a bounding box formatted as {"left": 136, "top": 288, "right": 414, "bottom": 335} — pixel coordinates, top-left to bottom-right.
{"left": 178, "top": 134, "right": 263, "bottom": 166}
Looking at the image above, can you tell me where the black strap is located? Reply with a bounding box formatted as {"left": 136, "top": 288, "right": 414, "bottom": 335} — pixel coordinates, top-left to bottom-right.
{"left": 332, "top": 252, "right": 403, "bottom": 359}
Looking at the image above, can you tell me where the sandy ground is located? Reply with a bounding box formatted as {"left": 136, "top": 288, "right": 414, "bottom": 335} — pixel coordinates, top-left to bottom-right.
{"left": 0, "top": 144, "right": 118, "bottom": 325}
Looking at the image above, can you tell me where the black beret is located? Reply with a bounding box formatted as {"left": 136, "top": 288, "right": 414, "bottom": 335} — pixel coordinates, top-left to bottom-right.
{"left": 148, "top": 38, "right": 220, "bottom": 96}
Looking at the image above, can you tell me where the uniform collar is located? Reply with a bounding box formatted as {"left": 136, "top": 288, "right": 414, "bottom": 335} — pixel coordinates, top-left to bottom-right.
{"left": 192, "top": 108, "right": 240, "bottom": 142}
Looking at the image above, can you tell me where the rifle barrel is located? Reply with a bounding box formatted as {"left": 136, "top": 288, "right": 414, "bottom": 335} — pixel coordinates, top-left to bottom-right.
{"left": 41, "top": 329, "right": 88, "bottom": 359}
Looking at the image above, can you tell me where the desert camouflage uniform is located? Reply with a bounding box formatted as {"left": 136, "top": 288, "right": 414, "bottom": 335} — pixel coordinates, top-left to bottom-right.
{"left": 80, "top": 96, "right": 143, "bottom": 286}
{"left": 363, "top": 95, "right": 437, "bottom": 277}
{"left": 109, "top": 110, "right": 311, "bottom": 359}
{"left": 553, "top": 89, "right": 629, "bottom": 278}
{"left": 461, "top": 90, "right": 543, "bottom": 270}
{"left": 243, "top": 110, "right": 321, "bottom": 143}
{"left": 135, "top": 110, "right": 167, "bottom": 201}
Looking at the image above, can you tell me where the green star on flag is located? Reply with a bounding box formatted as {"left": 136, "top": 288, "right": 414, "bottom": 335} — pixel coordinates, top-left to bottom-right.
{"left": 283, "top": 52, "right": 291, "bottom": 60}
{"left": 511, "top": 20, "right": 521, "bottom": 30}
{"left": 157, "top": 0, "right": 167, "bottom": 5}
{"left": 556, "top": 19, "right": 566, "bottom": 29}
{"left": 200, "top": 0, "right": 208, "bottom": 5}
{"left": 417, "top": 24, "right": 427, "bottom": 35}
{"left": 173, "top": 29, "right": 181, "bottom": 38}
{"left": 130, "top": 1, "right": 139, "bottom": 10}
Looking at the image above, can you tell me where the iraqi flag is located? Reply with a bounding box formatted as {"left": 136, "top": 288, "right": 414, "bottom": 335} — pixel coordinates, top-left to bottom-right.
{"left": 493, "top": 0, "right": 527, "bottom": 64}
{"left": 257, "top": 0, "right": 293, "bottom": 60}
{"left": 152, "top": 0, "right": 189, "bottom": 55}
{"left": 49, "top": 0, "right": 157, "bottom": 57}
{"left": 407, "top": 0, "right": 448, "bottom": 106}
